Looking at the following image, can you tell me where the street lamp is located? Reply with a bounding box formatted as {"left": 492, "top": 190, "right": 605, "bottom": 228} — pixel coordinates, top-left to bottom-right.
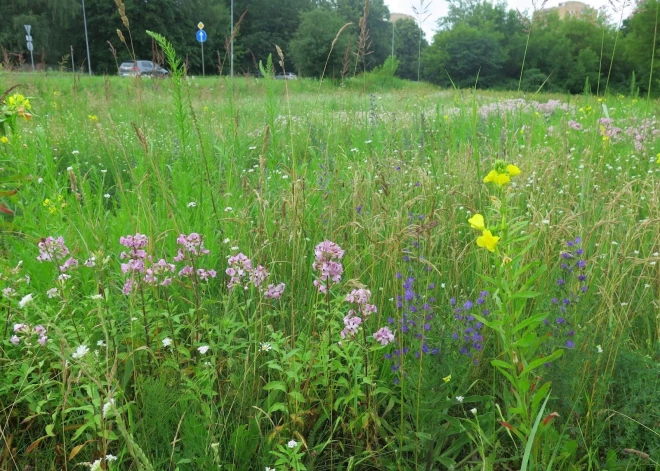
{"left": 82, "top": 0, "right": 92, "bottom": 74}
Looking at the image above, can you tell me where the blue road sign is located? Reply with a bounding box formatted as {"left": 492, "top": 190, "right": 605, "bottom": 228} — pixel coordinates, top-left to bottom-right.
{"left": 196, "top": 30, "right": 207, "bottom": 43}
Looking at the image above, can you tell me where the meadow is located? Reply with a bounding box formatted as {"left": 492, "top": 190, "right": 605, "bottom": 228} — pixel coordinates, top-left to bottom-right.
{"left": 0, "top": 63, "right": 659, "bottom": 470}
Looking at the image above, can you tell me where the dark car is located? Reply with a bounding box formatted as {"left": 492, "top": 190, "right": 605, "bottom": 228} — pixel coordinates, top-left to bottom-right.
{"left": 119, "top": 60, "right": 169, "bottom": 77}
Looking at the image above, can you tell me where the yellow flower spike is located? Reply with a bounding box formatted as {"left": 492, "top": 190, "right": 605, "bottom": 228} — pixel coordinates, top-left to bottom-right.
{"left": 468, "top": 213, "right": 485, "bottom": 231}
{"left": 443, "top": 375, "right": 451, "bottom": 383}
{"left": 0, "top": 136, "right": 8, "bottom": 144}
{"left": 477, "top": 230, "right": 500, "bottom": 252}
{"left": 483, "top": 169, "right": 498, "bottom": 184}
{"left": 506, "top": 164, "right": 521, "bottom": 176}
{"left": 656, "top": 153, "right": 660, "bottom": 164}
{"left": 493, "top": 173, "right": 511, "bottom": 186}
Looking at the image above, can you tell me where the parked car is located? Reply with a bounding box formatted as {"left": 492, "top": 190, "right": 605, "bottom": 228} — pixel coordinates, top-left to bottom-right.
{"left": 119, "top": 60, "right": 169, "bottom": 77}
{"left": 275, "top": 72, "right": 297, "bottom": 80}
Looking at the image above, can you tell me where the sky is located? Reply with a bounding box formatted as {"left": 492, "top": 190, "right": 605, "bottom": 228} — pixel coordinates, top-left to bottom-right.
{"left": 383, "top": 0, "right": 634, "bottom": 42}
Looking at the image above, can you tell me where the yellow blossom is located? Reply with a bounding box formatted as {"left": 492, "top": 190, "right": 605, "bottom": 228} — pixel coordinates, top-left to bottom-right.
{"left": 88, "top": 114, "right": 98, "bottom": 121}
{"left": 483, "top": 161, "right": 521, "bottom": 187}
{"left": 468, "top": 213, "right": 485, "bottom": 231}
{"left": 493, "top": 173, "right": 510, "bottom": 186}
{"left": 0, "top": 136, "right": 8, "bottom": 144}
{"left": 483, "top": 169, "right": 498, "bottom": 184}
{"left": 506, "top": 164, "right": 520, "bottom": 176}
{"left": 477, "top": 230, "right": 500, "bottom": 252}
{"left": 7, "top": 94, "right": 31, "bottom": 110}
{"left": 443, "top": 375, "right": 451, "bottom": 383}
{"left": 657, "top": 153, "right": 660, "bottom": 164}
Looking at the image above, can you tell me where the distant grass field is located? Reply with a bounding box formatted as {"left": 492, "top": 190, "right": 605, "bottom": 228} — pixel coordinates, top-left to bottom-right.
{"left": 0, "top": 71, "right": 659, "bottom": 470}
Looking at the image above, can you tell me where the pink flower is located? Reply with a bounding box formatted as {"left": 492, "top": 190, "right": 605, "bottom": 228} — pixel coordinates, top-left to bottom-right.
{"left": 160, "top": 277, "right": 172, "bottom": 287}
{"left": 34, "top": 325, "right": 46, "bottom": 335}
{"left": 10, "top": 335, "right": 20, "bottom": 345}
{"left": 178, "top": 265, "right": 194, "bottom": 277}
{"left": 373, "top": 327, "right": 395, "bottom": 346}
{"left": 264, "top": 283, "right": 285, "bottom": 299}
{"left": 122, "top": 279, "right": 133, "bottom": 295}
{"left": 38, "top": 335, "right": 48, "bottom": 346}
{"left": 312, "top": 240, "right": 344, "bottom": 292}
{"left": 36, "top": 236, "right": 70, "bottom": 262}
{"left": 341, "top": 313, "right": 362, "bottom": 339}
{"left": 345, "top": 288, "right": 377, "bottom": 316}
{"left": 250, "top": 265, "right": 270, "bottom": 287}
{"left": 59, "top": 257, "right": 79, "bottom": 272}
{"left": 13, "top": 323, "right": 27, "bottom": 332}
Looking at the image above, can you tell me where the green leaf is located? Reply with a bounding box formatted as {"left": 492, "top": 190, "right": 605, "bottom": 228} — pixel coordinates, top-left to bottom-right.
{"left": 514, "top": 332, "right": 538, "bottom": 348}
{"left": 513, "top": 312, "right": 548, "bottom": 333}
{"left": 45, "top": 424, "right": 56, "bottom": 437}
{"left": 522, "top": 349, "right": 563, "bottom": 376}
{"left": 510, "top": 291, "right": 541, "bottom": 299}
{"left": 263, "top": 381, "right": 287, "bottom": 393}
{"left": 491, "top": 359, "right": 514, "bottom": 370}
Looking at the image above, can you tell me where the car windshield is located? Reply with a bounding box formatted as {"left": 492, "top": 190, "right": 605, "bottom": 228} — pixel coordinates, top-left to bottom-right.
{"left": 139, "top": 61, "right": 152, "bottom": 67}
{"left": 120, "top": 62, "right": 134, "bottom": 68}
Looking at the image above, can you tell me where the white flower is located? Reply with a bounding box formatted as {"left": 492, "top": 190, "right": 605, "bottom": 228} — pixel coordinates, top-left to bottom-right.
{"left": 223, "top": 238, "right": 231, "bottom": 244}
{"left": 37, "top": 177, "right": 44, "bottom": 183}
{"left": 162, "top": 337, "right": 172, "bottom": 348}
{"left": 2, "top": 287, "right": 16, "bottom": 298}
{"left": 456, "top": 396, "right": 464, "bottom": 403}
{"left": 67, "top": 166, "right": 73, "bottom": 172}
{"left": 72, "top": 344, "right": 90, "bottom": 359}
{"left": 131, "top": 317, "right": 138, "bottom": 322}
{"left": 596, "top": 345, "right": 603, "bottom": 354}
{"left": 72, "top": 150, "right": 80, "bottom": 155}
{"left": 97, "top": 340, "right": 106, "bottom": 347}
{"left": 249, "top": 146, "right": 257, "bottom": 150}
{"left": 198, "top": 345, "right": 210, "bottom": 354}
{"left": 287, "top": 440, "right": 298, "bottom": 449}
{"left": 103, "top": 193, "right": 111, "bottom": 198}
{"left": 89, "top": 458, "right": 103, "bottom": 471}
{"left": 224, "top": 207, "right": 233, "bottom": 212}
{"left": 260, "top": 342, "right": 272, "bottom": 352}
{"left": 265, "top": 468, "right": 275, "bottom": 471}
{"left": 100, "top": 169, "right": 107, "bottom": 173}
{"left": 47, "top": 288, "right": 59, "bottom": 298}
{"left": 470, "top": 408, "right": 477, "bottom": 415}
{"left": 105, "top": 454, "right": 118, "bottom": 462}
{"left": 102, "top": 398, "right": 115, "bottom": 417}
{"left": 18, "top": 293, "right": 34, "bottom": 308}
{"left": 230, "top": 246, "right": 239, "bottom": 251}
{"left": 364, "top": 140, "right": 372, "bottom": 144}
{"left": 541, "top": 219, "right": 550, "bottom": 224}
{"left": 90, "top": 294, "right": 104, "bottom": 300}
{"left": 187, "top": 201, "right": 197, "bottom": 208}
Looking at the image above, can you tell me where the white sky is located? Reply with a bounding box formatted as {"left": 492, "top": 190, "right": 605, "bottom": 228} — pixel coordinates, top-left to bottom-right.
{"left": 383, "top": 0, "right": 634, "bottom": 42}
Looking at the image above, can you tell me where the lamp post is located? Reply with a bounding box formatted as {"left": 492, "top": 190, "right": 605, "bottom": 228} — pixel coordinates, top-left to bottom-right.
{"left": 230, "top": 0, "right": 234, "bottom": 78}
{"left": 82, "top": 0, "right": 92, "bottom": 74}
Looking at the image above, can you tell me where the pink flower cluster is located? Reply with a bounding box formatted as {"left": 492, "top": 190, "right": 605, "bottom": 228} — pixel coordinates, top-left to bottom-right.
{"left": 226, "top": 253, "right": 285, "bottom": 299}
{"left": 36, "top": 236, "right": 69, "bottom": 262}
{"left": 312, "top": 240, "right": 344, "bottom": 293}
{"left": 341, "top": 288, "right": 378, "bottom": 340}
{"left": 373, "top": 326, "right": 395, "bottom": 346}
{"left": 119, "top": 232, "right": 218, "bottom": 294}
{"left": 11, "top": 323, "right": 47, "bottom": 346}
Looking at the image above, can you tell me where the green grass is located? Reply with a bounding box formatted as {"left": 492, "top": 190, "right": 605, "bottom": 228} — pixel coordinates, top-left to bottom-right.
{"left": 0, "top": 72, "right": 659, "bottom": 471}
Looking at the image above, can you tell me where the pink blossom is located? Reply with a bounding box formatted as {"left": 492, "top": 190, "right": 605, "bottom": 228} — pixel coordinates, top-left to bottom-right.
{"left": 59, "top": 257, "right": 79, "bottom": 272}
{"left": 38, "top": 336, "right": 48, "bottom": 346}
{"left": 14, "top": 324, "right": 27, "bottom": 332}
{"left": 122, "top": 279, "right": 133, "bottom": 295}
{"left": 178, "top": 265, "right": 194, "bottom": 277}
{"left": 10, "top": 335, "right": 20, "bottom": 345}
{"left": 312, "top": 240, "right": 344, "bottom": 292}
{"left": 341, "top": 312, "right": 362, "bottom": 339}
{"left": 36, "top": 236, "right": 70, "bottom": 262}
{"left": 160, "top": 277, "right": 172, "bottom": 287}
{"left": 264, "top": 283, "right": 285, "bottom": 299}
{"left": 373, "top": 327, "right": 395, "bottom": 346}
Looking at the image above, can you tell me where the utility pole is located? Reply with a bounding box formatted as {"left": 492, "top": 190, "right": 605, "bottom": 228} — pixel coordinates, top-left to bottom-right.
{"left": 24, "top": 25, "right": 34, "bottom": 71}
{"left": 230, "top": 0, "right": 234, "bottom": 78}
{"left": 82, "top": 0, "right": 92, "bottom": 74}
{"left": 70, "top": 45, "right": 75, "bottom": 72}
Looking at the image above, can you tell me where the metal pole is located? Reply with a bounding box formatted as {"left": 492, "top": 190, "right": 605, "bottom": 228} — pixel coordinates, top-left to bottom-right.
{"left": 230, "top": 0, "right": 234, "bottom": 78}
{"left": 201, "top": 41, "right": 205, "bottom": 76}
{"left": 70, "top": 45, "right": 75, "bottom": 72}
{"left": 30, "top": 49, "right": 34, "bottom": 71}
{"left": 82, "top": 0, "right": 92, "bottom": 75}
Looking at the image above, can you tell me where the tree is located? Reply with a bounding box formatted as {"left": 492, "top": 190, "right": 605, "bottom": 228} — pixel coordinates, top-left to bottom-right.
{"left": 622, "top": 0, "right": 660, "bottom": 95}
{"left": 423, "top": 24, "right": 505, "bottom": 88}
{"left": 290, "top": 8, "right": 354, "bottom": 78}
{"left": 392, "top": 19, "right": 427, "bottom": 81}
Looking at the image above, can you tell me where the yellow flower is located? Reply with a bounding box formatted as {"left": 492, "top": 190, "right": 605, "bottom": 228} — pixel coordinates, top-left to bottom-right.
{"left": 483, "top": 169, "right": 498, "bottom": 184}
{"left": 443, "top": 375, "right": 451, "bottom": 383}
{"left": 88, "top": 114, "right": 98, "bottom": 121}
{"left": 0, "top": 136, "right": 8, "bottom": 144}
{"left": 468, "top": 213, "right": 485, "bottom": 231}
{"left": 7, "top": 94, "right": 31, "bottom": 110}
{"left": 506, "top": 164, "right": 520, "bottom": 176}
{"left": 477, "top": 230, "right": 500, "bottom": 252}
{"left": 657, "top": 153, "right": 660, "bottom": 164}
{"left": 493, "top": 173, "right": 510, "bottom": 186}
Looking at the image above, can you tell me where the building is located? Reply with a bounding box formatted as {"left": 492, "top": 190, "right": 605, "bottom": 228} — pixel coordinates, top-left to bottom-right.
{"left": 389, "top": 13, "right": 415, "bottom": 23}
{"left": 535, "top": 1, "right": 598, "bottom": 21}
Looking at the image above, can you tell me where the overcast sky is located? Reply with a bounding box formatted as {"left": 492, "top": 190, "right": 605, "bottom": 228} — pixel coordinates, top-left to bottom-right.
{"left": 383, "top": 0, "right": 634, "bottom": 41}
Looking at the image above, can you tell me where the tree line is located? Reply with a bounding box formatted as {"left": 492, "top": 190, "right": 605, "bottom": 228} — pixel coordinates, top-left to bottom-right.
{"left": 1, "top": 0, "right": 658, "bottom": 94}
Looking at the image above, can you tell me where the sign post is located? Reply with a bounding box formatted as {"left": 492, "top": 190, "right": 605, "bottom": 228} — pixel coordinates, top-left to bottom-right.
{"left": 196, "top": 23, "right": 207, "bottom": 77}
{"left": 24, "top": 25, "right": 34, "bottom": 71}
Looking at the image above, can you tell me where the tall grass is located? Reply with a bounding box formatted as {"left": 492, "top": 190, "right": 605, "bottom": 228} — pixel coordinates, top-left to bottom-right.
{"left": 0, "top": 70, "right": 659, "bottom": 471}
